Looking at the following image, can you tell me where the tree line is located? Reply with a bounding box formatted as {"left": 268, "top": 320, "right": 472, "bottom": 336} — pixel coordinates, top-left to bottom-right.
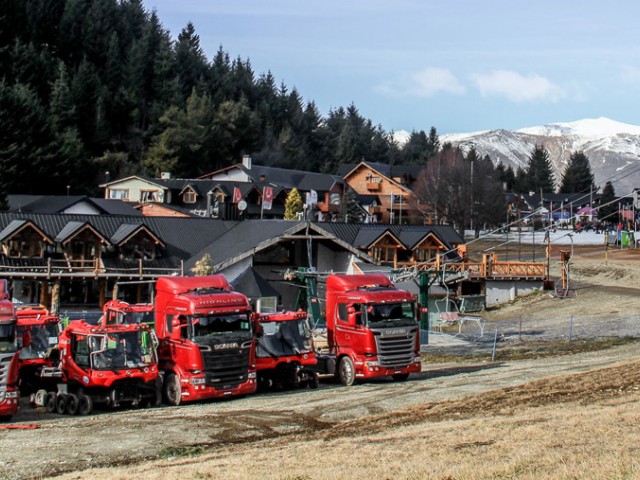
{"left": 0, "top": 0, "right": 602, "bottom": 231}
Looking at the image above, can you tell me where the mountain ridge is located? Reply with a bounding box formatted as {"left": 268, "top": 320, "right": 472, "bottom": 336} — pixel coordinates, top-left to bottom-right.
{"left": 435, "top": 117, "right": 640, "bottom": 195}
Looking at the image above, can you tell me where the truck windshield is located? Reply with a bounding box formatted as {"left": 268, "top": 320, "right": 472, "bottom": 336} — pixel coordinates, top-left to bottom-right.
{"left": 365, "top": 301, "right": 417, "bottom": 328}
{"left": 90, "top": 330, "right": 156, "bottom": 370}
{"left": 189, "top": 314, "right": 251, "bottom": 341}
{"left": 256, "top": 318, "right": 312, "bottom": 358}
{"left": 107, "top": 309, "right": 154, "bottom": 326}
{"left": 18, "top": 323, "right": 59, "bottom": 360}
{"left": 0, "top": 324, "right": 17, "bottom": 353}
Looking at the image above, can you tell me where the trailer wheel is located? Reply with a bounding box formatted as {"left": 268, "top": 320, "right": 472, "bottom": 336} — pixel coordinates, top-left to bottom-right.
{"left": 33, "top": 389, "right": 48, "bottom": 407}
{"left": 66, "top": 394, "right": 79, "bottom": 415}
{"left": 45, "top": 392, "right": 57, "bottom": 413}
{"left": 77, "top": 394, "right": 93, "bottom": 416}
{"left": 163, "top": 373, "right": 182, "bottom": 406}
{"left": 392, "top": 373, "right": 410, "bottom": 382}
{"left": 55, "top": 394, "right": 68, "bottom": 414}
{"left": 338, "top": 356, "right": 355, "bottom": 386}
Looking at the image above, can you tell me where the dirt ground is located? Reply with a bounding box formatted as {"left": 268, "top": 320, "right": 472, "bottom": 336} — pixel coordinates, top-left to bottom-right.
{"left": 3, "top": 245, "right": 640, "bottom": 479}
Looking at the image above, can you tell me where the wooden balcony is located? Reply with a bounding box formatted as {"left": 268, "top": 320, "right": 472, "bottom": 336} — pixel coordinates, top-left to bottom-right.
{"left": 366, "top": 182, "right": 381, "bottom": 191}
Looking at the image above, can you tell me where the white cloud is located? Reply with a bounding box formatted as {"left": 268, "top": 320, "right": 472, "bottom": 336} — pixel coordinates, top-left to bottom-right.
{"left": 375, "top": 67, "right": 465, "bottom": 97}
{"left": 472, "top": 70, "right": 565, "bottom": 102}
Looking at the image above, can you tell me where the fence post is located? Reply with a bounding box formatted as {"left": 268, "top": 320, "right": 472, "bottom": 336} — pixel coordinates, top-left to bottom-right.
{"left": 491, "top": 328, "right": 498, "bottom": 361}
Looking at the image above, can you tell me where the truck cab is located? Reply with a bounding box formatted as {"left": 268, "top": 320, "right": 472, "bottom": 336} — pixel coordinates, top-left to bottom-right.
{"left": 102, "top": 299, "right": 154, "bottom": 327}
{"left": 254, "top": 310, "right": 318, "bottom": 389}
{"left": 15, "top": 304, "right": 62, "bottom": 394}
{"left": 0, "top": 293, "right": 20, "bottom": 420}
{"left": 323, "top": 274, "right": 422, "bottom": 385}
{"left": 45, "top": 320, "right": 160, "bottom": 415}
{"left": 154, "top": 275, "right": 257, "bottom": 405}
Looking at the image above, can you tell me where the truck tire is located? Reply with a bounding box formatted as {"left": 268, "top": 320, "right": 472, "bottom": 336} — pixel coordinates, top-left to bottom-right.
{"left": 163, "top": 373, "right": 182, "bottom": 406}
{"left": 45, "top": 392, "right": 57, "bottom": 413}
{"left": 309, "top": 373, "right": 319, "bottom": 389}
{"left": 338, "top": 356, "right": 355, "bottom": 386}
{"left": 392, "top": 373, "right": 410, "bottom": 382}
{"left": 56, "top": 394, "right": 68, "bottom": 414}
{"left": 66, "top": 394, "right": 79, "bottom": 415}
{"left": 77, "top": 394, "right": 93, "bottom": 416}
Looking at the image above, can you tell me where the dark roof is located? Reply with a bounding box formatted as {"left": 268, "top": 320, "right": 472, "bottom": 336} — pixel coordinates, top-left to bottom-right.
{"left": 109, "top": 223, "right": 164, "bottom": 246}
{"left": 54, "top": 221, "right": 92, "bottom": 243}
{"left": 337, "top": 162, "right": 425, "bottom": 181}
{"left": 0, "top": 220, "right": 28, "bottom": 242}
{"left": 230, "top": 268, "right": 280, "bottom": 298}
{"left": 7, "top": 195, "right": 141, "bottom": 216}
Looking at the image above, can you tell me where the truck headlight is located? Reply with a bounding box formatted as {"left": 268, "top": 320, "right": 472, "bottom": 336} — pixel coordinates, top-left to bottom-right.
{"left": 248, "top": 372, "right": 257, "bottom": 379}
{"left": 413, "top": 356, "right": 422, "bottom": 363}
{"left": 5, "top": 391, "right": 18, "bottom": 399}
{"left": 191, "top": 377, "right": 206, "bottom": 385}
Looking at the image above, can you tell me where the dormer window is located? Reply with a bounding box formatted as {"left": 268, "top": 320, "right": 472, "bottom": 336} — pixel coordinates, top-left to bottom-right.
{"left": 183, "top": 191, "right": 196, "bottom": 203}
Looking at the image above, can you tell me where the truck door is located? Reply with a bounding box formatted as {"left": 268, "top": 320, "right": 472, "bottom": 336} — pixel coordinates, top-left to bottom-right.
{"left": 335, "top": 298, "right": 367, "bottom": 356}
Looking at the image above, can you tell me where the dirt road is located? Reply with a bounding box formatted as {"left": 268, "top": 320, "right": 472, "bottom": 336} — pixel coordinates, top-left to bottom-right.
{"left": 2, "top": 340, "right": 639, "bottom": 480}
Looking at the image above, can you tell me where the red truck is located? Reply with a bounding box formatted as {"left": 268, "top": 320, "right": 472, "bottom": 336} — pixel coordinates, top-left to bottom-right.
{"left": 254, "top": 310, "right": 318, "bottom": 390}
{"left": 154, "top": 275, "right": 257, "bottom": 405}
{"left": 41, "top": 320, "right": 160, "bottom": 415}
{"left": 15, "top": 305, "right": 62, "bottom": 395}
{"left": 102, "top": 299, "right": 154, "bottom": 327}
{"left": 0, "top": 282, "right": 19, "bottom": 420}
{"left": 291, "top": 272, "right": 422, "bottom": 386}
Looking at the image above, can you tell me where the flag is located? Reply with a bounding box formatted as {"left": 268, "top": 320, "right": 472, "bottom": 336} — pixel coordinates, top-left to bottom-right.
{"left": 305, "top": 189, "right": 318, "bottom": 208}
{"left": 263, "top": 186, "right": 273, "bottom": 210}
{"left": 232, "top": 187, "right": 242, "bottom": 204}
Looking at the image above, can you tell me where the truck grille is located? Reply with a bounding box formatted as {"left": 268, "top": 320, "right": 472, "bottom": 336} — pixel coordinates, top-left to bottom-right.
{"left": 199, "top": 341, "right": 251, "bottom": 389}
{"left": 0, "top": 353, "right": 12, "bottom": 387}
{"left": 372, "top": 328, "right": 417, "bottom": 368}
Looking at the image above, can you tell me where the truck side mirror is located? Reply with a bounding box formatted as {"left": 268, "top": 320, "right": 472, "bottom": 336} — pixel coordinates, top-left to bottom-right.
{"left": 171, "top": 316, "right": 188, "bottom": 329}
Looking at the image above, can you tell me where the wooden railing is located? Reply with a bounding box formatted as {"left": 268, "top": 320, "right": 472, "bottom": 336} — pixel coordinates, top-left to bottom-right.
{"left": 394, "top": 259, "right": 547, "bottom": 280}
{"left": 0, "top": 257, "right": 183, "bottom": 278}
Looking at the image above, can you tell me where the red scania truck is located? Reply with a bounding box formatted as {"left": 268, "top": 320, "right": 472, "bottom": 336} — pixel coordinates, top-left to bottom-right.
{"left": 254, "top": 310, "right": 318, "bottom": 390}
{"left": 154, "top": 275, "right": 257, "bottom": 405}
{"left": 291, "top": 272, "right": 422, "bottom": 386}
{"left": 0, "top": 281, "right": 19, "bottom": 420}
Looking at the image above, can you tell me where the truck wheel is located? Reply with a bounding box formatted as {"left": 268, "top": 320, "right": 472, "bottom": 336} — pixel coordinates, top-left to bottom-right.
{"left": 309, "top": 373, "right": 319, "bottom": 389}
{"left": 392, "top": 373, "right": 410, "bottom": 381}
{"left": 77, "top": 394, "right": 93, "bottom": 416}
{"left": 66, "top": 394, "right": 79, "bottom": 415}
{"left": 34, "top": 389, "right": 48, "bottom": 407}
{"left": 45, "top": 392, "right": 57, "bottom": 413}
{"left": 56, "top": 395, "right": 68, "bottom": 414}
{"left": 338, "top": 356, "right": 355, "bottom": 386}
{"left": 163, "top": 373, "right": 182, "bottom": 406}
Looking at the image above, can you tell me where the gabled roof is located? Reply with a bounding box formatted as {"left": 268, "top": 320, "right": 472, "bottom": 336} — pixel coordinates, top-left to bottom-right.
{"left": 338, "top": 161, "right": 425, "bottom": 183}
{"left": 0, "top": 219, "right": 53, "bottom": 244}
{"left": 185, "top": 220, "right": 373, "bottom": 272}
{"left": 367, "top": 230, "right": 404, "bottom": 249}
{"left": 54, "top": 221, "right": 108, "bottom": 244}
{"left": 110, "top": 223, "right": 165, "bottom": 247}
{"left": 99, "top": 175, "right": 168, "bottom": 190}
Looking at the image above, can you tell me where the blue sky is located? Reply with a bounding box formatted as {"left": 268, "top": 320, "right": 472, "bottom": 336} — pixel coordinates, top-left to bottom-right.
{"left": 142, "top": 0, "right": 640, "bottom": 135}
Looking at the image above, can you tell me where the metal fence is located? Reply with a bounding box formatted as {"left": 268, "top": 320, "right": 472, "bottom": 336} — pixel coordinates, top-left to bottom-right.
{"left": 423, "top": 312, "right": 640, "bottom": 358}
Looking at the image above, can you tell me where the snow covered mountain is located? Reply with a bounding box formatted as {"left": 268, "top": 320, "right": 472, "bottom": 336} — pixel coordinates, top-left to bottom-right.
{"left": 440, "top": 117, "right": 640, "bottom": 195}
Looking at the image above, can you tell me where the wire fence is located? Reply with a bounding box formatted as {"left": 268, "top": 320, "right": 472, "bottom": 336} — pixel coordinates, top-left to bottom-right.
{"left": 423, "top": 312, "right": 640, "bottom": 358}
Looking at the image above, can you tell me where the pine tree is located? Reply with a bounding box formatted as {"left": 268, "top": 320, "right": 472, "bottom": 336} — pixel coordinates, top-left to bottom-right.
{"left": 284, "top": 188, "right": 303, "bottom": 220}
{"left": 598, "top": 181, "right": 617, "bottom": 225}
{"left": 191, "top": 254, "right": 213, "bottom": 276}
{"left": 525, "top": 145, "right": 555, "bottom": 194}
{"left": 558, "top": 150, "right": 596, "bottom": 194}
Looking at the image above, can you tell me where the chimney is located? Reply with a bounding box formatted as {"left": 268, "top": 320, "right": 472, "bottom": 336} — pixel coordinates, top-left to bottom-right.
{"left": 242, "top": 155, "right": 252, "bottom": 170}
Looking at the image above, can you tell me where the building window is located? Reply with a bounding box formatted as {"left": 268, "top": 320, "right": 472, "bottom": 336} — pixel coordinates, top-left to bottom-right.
{"left": 330, "top": 193, "right": 340, "bottom": 205}
{"left": 140, "top": 190, "right": 162, "bottom": 202}
{"left": 183, "top": 191, "right": 196, "bottom": 203}
{"left": 109, "top": 189, "right": 128, "bottom": 200}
